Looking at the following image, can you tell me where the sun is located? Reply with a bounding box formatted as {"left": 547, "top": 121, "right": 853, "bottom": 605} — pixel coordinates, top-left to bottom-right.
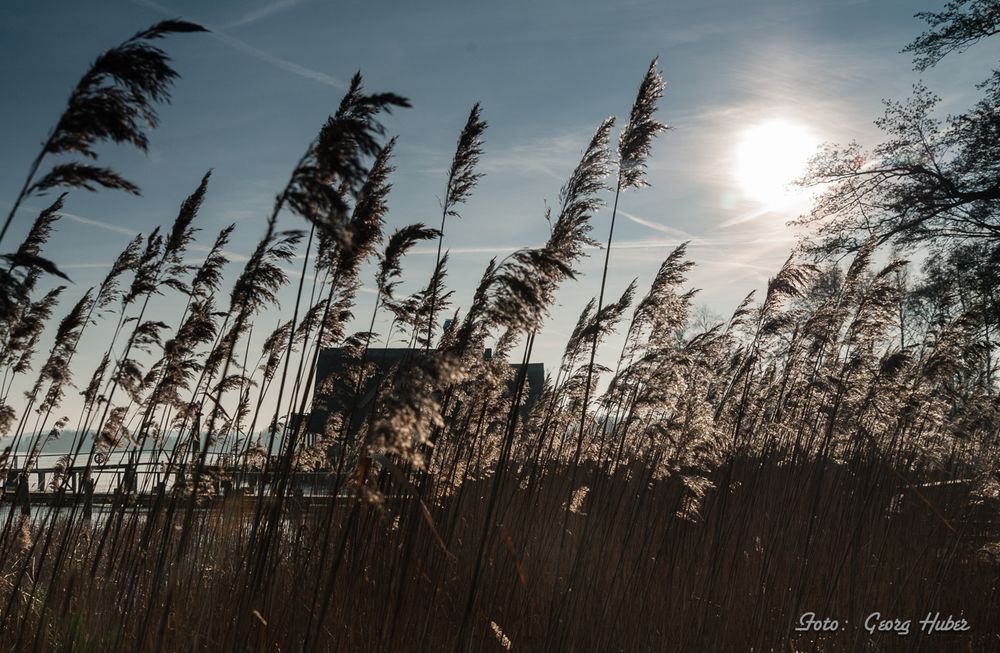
{"left": 735, "top": 119, "right": 819, "bottom": 206}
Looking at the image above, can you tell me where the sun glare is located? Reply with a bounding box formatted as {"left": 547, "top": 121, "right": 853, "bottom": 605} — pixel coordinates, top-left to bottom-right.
{"left": 736, "top": 119, "right": 819, "bottom": 206}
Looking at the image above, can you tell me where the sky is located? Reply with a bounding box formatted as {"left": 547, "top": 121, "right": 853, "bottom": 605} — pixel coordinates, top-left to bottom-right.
{"left": 2, "top": 0, "right": 998, "bottom": 428}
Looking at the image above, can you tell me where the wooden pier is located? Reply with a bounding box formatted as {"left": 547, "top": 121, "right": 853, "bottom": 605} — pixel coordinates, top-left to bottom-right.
{"left": 1, "top": 450, "right": 350, "bottom": 512}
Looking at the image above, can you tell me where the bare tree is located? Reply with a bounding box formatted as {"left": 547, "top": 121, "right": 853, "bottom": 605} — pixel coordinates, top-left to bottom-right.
{"left": 797, "top": 2, "right": 1000, "bottom": 257}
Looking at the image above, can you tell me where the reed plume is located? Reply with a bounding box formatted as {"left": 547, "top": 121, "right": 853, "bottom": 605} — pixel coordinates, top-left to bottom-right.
{"left": 161, "top": 170, "right": 212, "bottom": 293}
{"left": 329, "top": 139, "right": 397, "bottom": 280}
{"left": 579, "top": 58, "right": 668, "bottom": 450}
{"left": 426, "top": 104, "right": 488, "bottom": 345}
{"left": 404, "top": 253, "right": 453, "bottom": 348}
{"left": 190, "top": 225, "right": 235, "bottom": 299}
{"left": 377, "top": 224, "right": 440, "bottom": 300}
{"left": 488, "top": 117, "right": 614, "bottom": 332}
{"left": 0, "top": 197, "right": 70, "bottom": 323}
{"left": 153, "top": 298, "right": 219, "bottom": 409}
{"left": 229, "top": 231, "right": 305, "bottom": 318}
{"left": 7, "top": 288, "right": 65, "bottom": 378}
{"left": 95, "top": 234, "right": 143, "bottom": 312}
{"left": 285, "top": 73, "right": 409, "bottom": 242}
{"left": 30, "top": 290, "right": 93, "bottom": 415}
{"left": 0, "top": 20, "right": 206, "bottom": 247}
{"left": 617, "top": 58, "right": 669, "bottom": 192}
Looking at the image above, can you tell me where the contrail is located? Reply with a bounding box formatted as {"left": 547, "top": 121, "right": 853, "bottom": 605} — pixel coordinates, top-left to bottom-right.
{"left": 61, "top": 210, "right": 140, "bottom": 237}
{"left": 619, "top": 210, "right": 702, "bottom": 241}
{"left": 226, "top": 0, "right": 303, "bottom": 29}
{"left": 131, "top": 0, "right": 347, "bottom": 90}
{"left": 11, "top": 203, "right": 141, "bottom": 237}
{"left": 59, "top": 262, "right": 124, "bottom": 270}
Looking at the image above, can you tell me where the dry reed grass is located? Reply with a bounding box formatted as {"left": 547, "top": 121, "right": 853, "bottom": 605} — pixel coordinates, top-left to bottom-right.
{"left": 0, "top": 15, "right": 997, "bottom": 653}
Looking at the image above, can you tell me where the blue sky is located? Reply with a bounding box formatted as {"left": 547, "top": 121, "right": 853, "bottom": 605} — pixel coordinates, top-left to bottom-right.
{"left": 2, "top": 0, "right": 998, "bottom": 423}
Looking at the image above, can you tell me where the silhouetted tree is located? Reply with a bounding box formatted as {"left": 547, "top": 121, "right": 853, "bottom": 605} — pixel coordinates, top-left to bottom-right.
{"left": 797, "top": 1, "right": 1000, "bottom": 257}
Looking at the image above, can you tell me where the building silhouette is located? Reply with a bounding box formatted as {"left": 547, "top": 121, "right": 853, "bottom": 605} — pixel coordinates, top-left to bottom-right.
{"left": 306, "top": 347, "right": 545, "bottom": 439}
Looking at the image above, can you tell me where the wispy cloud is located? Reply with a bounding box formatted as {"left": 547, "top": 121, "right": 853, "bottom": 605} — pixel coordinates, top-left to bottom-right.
{"left": 718, "top": 203, "right": 785, "bottom": 229}
{"left": 59, "top": 262, "right": 124, "bottom": 270}
{"left": 12, "top": 203, "right": 141, "bottom": 238}
{"left": 482, "top": 130, "right": 596, "bottom": 183}
{"left": 410, "top": 244, "right": 524, "bottom": 256}
{"left": 225, "top": 0, "right": 304, "bottom": 29}
{"left": 61, "top": 211, "right": 141, "bottom": 237}
{"left": 131, "top": 0, "right": 346, "bottom": 89}
{"left": 407, "top": 238, "right": 696, "bottom": 258}
{"left": 619, "top": 210, "right": 702, "bottom": 241}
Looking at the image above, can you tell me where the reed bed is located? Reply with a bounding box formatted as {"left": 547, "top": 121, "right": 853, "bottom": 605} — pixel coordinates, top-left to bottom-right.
{"left": 0, "top": 19, "right": 997, "bottom": 653}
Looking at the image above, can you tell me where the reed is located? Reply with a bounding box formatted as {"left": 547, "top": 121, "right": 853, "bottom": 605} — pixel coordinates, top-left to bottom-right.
{"left": 0, "top": 18, "right": 997, "bottom": 653}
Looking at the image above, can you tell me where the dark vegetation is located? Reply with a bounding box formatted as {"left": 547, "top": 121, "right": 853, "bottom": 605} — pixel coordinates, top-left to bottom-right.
{"left": 0, "top": 4, "right": 999, "bottom": 651}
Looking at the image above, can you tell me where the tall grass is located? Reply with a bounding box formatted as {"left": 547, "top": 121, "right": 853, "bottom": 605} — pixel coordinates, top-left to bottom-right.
{"left": 0, "top": 21, "right": 998, "bottom": 653}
